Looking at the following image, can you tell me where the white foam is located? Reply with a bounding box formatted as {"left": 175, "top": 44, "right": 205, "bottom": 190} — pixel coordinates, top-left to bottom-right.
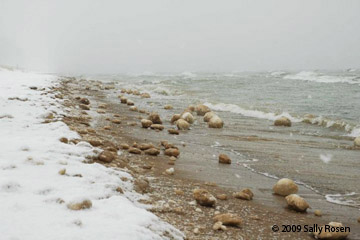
{"left": 325, "top": 192, "right": 360, "bottom": 207}
{"left": 269, "top": 71, "right": 287, "bottom": 77}
{"left": 242, "top": 164, "right": 279, "bottom": 180}
{"left": 348, "top": 127, "right": 360, "bottom": 137}
{"left": 181, "top": 71, "right": 197, "bottom": 79}
{"left": 283, "top": 71, "right": 360, "bottom": 84}
{"left": 204, "top": 102, "right": 301, "bottom": 122}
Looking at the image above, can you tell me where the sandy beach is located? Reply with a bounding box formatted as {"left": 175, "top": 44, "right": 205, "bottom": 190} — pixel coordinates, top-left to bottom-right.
{"left": 56, "top": 76, "right": 360, "bottom": 239}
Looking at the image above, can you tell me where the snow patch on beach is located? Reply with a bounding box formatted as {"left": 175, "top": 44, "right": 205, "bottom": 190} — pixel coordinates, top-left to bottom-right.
{"left": 0, "top": 68, "right": 183, "bottom": 240}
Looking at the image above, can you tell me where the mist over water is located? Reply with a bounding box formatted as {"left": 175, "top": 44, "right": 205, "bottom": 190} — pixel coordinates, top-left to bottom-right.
{"left": 1, "top": 0, "right": 360, "bottom": 73}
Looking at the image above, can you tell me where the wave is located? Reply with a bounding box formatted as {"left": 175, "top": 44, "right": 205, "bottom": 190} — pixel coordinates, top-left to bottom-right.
{"left": 348, "top": 127, "right": 360, "bottom": 137}
{"left": 269, "top": 71, "right": 287, "bottom": 77}
{"left": 119, "top": 81, "right": 182, "bottom": 97}
{"left": 180, "top": 71, "right": 197, "bottom": 79}
{"left": 204, "top": 102, "right": 301, "bottom": 122}
{"left": 283, "top": 71, "right": 360, "bottom": 84}
{"left": 244, "top": 163, "right": 359, "bottom": 207}
{"left": 204, "top": 102, "right": 360, "bottom": 137}
{"left": 125, "top": 71, "right": 198, "bottom": 79}
{"left": 302, "top": 115, "right": 360, "bottom": 137}
{"left": 325, "top": 192, "right": 360, "bottom": 207}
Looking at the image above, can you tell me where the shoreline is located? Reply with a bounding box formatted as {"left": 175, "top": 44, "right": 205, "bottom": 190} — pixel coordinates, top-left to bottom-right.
{"left": 0, "top": 70, "right": 183, "bottom": 240}
{"left": 57, "top": 77, "right": 360, "bottom": 239}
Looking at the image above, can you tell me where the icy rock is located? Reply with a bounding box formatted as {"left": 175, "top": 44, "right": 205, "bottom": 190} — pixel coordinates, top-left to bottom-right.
{"left": 314, "top": 210, "right": 322, "bottom": 217}
{"left": 120, "top": 97, "right": 127, "bottom": 104}
{"left": 313, "top": 222, "right": 349, "bottom": 239}
{"left": 141, "top": 119, "right": 153, "bottom": 128}
{"left": 168, "top": 129, "right": 179, "bottom": 135}
{"left": 285, "top": 194, "right": 310, "bottom": 212}
{"left": 193, "top": 188, "right": 216, "bottom": 207}
{"left": 120, "top": 143, "right": 129, "bottom": 149}
{"left": 274, "top": 116, "right": 291, "bottom": 127}
{"left": 98, "top": 150, "right": 115, "bottom": 163}
{"left": 126, "top": 100, "right": 134, "bottom": 106}
{"left": 141, "top": 93, "right": 151, "bottom": 98}
{"left": 195, "top": 104, "right": 211, "bottom": 116}
{"left": 150, "top": 124, "right": 164, "bottom": 131}
{"left": 165, "top": 168, "right": 175, "bottom": 175}
{"left": 171, "top": 114, "right": 181, "bottom": 124}
{"left": 148, "top": 112, "right": 162, "bottom": 124}
{"left": 164, "top": 148, "right": 180, "bottom": 157}
{"left": 79, "top": 98, "right": 90, "bottom": 105}
{"left": 67, "top": 199, "right": 92, "bottom": 211}
{"left": 273, "top": 178, "right": 298, "bottom": 196}
{"left": 164, "top": 105, "right": 173, "bottom": 110}
{"left": 213, "top": 213, "right": 243, "bottom": 227}
{"left": 145, "top": 148, "right": 160, "bottom": 156}
{"left": 354, "top": 137, "right": 360, "bottom": 147}
{"left": 208, "top": 116, "right": 224, "bottom": 128}
{"left": 176, "top": 119, "right": 190, "bottom": 130}
{"left": 181, "top": 112, "right": 194, "bottom": 124}
{"left": 128, "top": 147, "right": 141, "bottom": 154}
{"left": 233, "top": 188, "right": 254, "bottom": 200}
{"left": 139, "top": 143, "right": 155, "bottom": 150}
{"left": 216, "top": 194, "right": 228, "bottom": 200}
{"left": 218, "top": 154, "right": 231, "bottom": 164}
{"left": 204, "top": 112, "right": 217, "bottom": 122}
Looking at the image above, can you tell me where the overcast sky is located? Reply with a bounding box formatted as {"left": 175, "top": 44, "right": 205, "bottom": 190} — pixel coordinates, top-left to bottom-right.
{"left": 1, "top": 0, "right": 359, "bottom": 73}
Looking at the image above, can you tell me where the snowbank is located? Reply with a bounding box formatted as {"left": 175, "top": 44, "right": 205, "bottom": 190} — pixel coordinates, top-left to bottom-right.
{"left": 0, "top": 68, "right": 183, "bottom": 240}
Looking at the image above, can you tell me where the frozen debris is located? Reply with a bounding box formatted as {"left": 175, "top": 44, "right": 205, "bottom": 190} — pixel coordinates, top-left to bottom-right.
{"left": 233, "top": 188, "right": 254, "bottom": 200}
{"left": 218, "top": 154, "right": 231, "bottom": 164}
{"left": 274, "top": 116, "right": 291, "bottom": 127}
{"left": 176, "top": 119, "right": 190, "bottom": 130}
{"left": 313, "top": 222, "right": 349, "bottom": 239}
{"left": 285, "top": 194, "right": 310, "bottom": 212}
{"left": 213, "top": 213, "right": 243, "bottom": 227}
{"left": 165, "top": 168, "right": 175, "bottom": 175}
{"left": 141, "top": 119, "right": 152, "bottom": 128}
{"left": 148, "top": 112, "right": 162, "bottom": 124}
{"left": 193, "top": 189, "right": 216, "bottom": 207}
{"left": 273, "top": 178, "right": 298, "bottom": 196}
{"left": 67, "top": 199, "right": 92, "bottom": 210}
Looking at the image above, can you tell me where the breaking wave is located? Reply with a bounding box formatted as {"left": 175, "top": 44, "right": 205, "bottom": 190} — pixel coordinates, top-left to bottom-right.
{"left": 204, "top": 102, "right": 360, "bottom": 137}
{"left": 325, "top": 192, "right": 360, "bottom": 207}
{"left": 302, "top": 115, "right": 360, "bottom": 136}
{"left": 204, "top": 102, "right": 301, "bottom": 122}
{"left": 283, "top": 71, "right": 360, "bottom": 84}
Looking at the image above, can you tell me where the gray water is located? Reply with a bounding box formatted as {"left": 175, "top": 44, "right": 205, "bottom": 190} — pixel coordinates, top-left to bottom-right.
{"left": 88, "top": 70, "right": 360, "bottom": 207}
{"left": 95, "top": 70, "right": 360, "bottom": 135}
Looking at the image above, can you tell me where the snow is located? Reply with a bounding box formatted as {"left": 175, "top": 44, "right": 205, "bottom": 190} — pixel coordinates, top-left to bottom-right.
{"left": 0, "top": 67, "right": 183, "bottom": 240}
{"left": 319, "top": 153, "right": 333, "bottom": 164}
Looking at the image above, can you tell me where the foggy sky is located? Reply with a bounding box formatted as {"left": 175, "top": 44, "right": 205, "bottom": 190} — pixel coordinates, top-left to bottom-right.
{"left": 1, "top": 0, "right": 360, "bottom": 73}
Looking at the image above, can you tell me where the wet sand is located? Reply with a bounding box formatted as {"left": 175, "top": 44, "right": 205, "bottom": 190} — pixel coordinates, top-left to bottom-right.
{"left": 58, "top": 77, "right": 360, "bottom": 239}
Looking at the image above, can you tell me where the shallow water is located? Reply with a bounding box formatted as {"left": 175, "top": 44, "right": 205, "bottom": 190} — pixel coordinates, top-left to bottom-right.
{"left": 89, "top": 70, "right": 360, "bottom": 207}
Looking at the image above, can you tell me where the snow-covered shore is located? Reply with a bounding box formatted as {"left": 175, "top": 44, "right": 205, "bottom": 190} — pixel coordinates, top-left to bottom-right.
{"left": 0, "top": 68, "right": 183, "bottom": 240}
